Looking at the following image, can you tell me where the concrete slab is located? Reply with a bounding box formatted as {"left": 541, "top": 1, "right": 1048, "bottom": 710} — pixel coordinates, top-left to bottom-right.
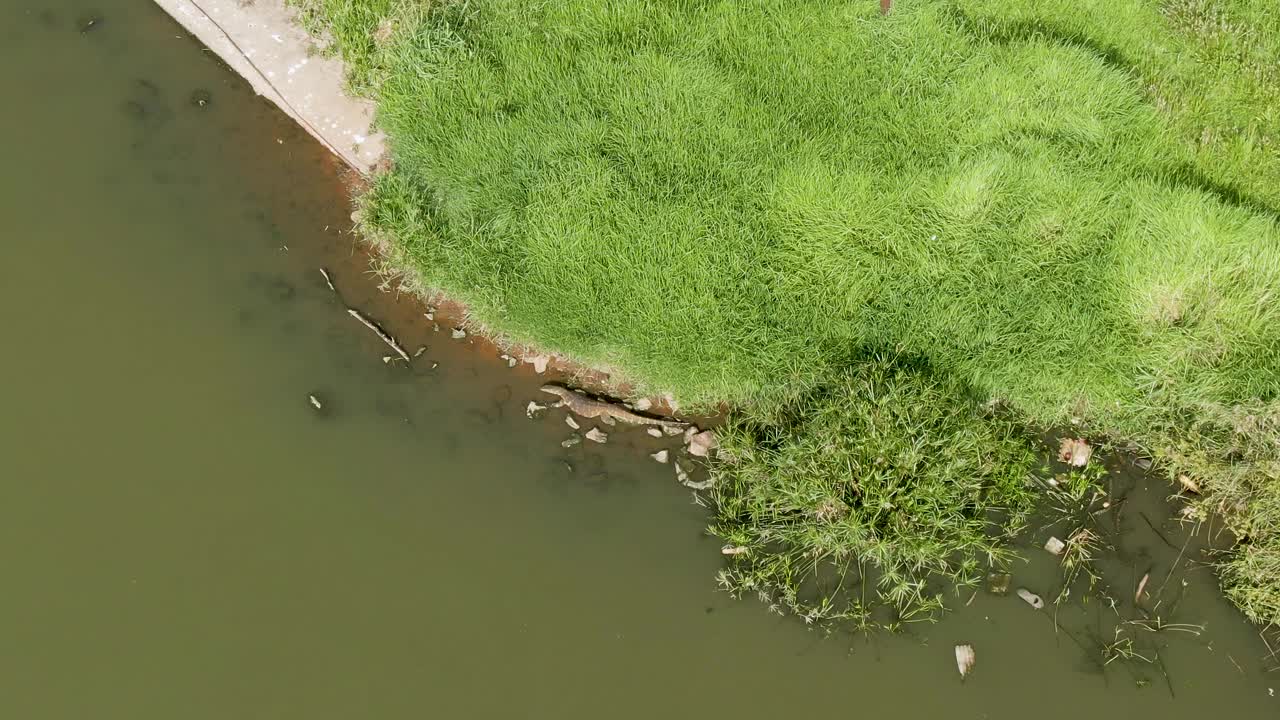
{"left": 154, "top": 0, "right": 386, "bottom": 173}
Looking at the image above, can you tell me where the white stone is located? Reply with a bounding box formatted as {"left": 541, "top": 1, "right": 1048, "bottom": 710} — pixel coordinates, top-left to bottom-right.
{"left": 687, "top": 430, "right": 718, "bottom": 458}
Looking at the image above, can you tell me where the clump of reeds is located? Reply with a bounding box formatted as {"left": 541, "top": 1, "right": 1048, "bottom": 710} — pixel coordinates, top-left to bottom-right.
{"left": 706, "top": 355, "right": 1038, "bottom": 626}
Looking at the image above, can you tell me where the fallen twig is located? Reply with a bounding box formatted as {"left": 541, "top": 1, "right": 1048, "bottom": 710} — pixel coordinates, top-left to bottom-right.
{"left": 348, "top": 308, "right": 411, "bottom": 362}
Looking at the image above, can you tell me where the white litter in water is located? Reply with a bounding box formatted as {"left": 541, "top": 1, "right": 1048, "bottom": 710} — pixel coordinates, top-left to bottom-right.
{"left": 954, "top": 645, "right": 975, "bottom": 678}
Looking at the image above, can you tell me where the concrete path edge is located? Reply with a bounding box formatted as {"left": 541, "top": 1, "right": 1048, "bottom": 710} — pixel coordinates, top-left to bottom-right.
{"left": 154, "top": 0, "right": 386, "bottom": 173}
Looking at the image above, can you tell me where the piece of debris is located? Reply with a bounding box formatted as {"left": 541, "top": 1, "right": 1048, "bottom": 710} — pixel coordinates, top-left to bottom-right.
{"left": 1058, "top": 437, "right": 1093, "bottom": 467}
{"left": 683, "top": 425, "right": 698, "bottom": 443}
{"left": 687, "top": 430, "right": 718, "bottom": 458}
{"left": 661, "top": 392, "right": 680, "bottom": 413}
{"left": 451, "top": 328, "right": 467, "bottom": 340}
{"left": 986, "top": 573, "right": 1011, "bottom": 596}
{"left": 1178, "top": 474, "right": 1201, "bottom": 494}
{"left": 413, "top": 346, "right": 427, "bottom": 358}
{"left": 561, "top": 434, "right": 581, "bottom": 448}
{"left": 539, "top": 385, "right": 687, "bottom": 430}
{"left": 565, "top": 416, "right": 580, "bottom": 430}
{"left": 675, "top": 461, "right": 690, "bottom": 484}
{"left": 662, "top": 425, "right": 684, "bottom": 437}
{"left": 526, "top": 354, "right": 551, "bottom": 374}
{"left": 424, "top": 312, "right": 434, "bottom": 321}
{"left": 1016, "top": 588, "right": 1045, "bottom": 609}
{"left": 190, "top": 89, "right": 212, "bottom": 108}
{"left": 646, "top": 427, "right": 663, "bottom": 438}
{"left": 348, "top": 308, "right": 411, "bottom": 362}
{"left": 1044, "top": 536, "right": 1066, "bottom": 555}
{"left": 308, "top": 394, "right": 323, "bottom": 410}
{"left": 651, "top": 450, "right": 670, "bottom": 464}
{"left": 525, "top": 401, "right": 546, "bottom": 419}
{"left": 431, "top": 362, "right": 439, "bottom": 369}
{"left": 318, "top": 268, "right": 336, "bottom": 292}
{"left": 721, "top": 545, "right": 748, "bottom": 556}
{"left": 955, "top": 645, "right": 975, "bottom": 679}
{"left": 1136, "top": 572, "right": 1150, "bottom": 603}
{"left": 633, "top": 397, "right": 653, "bottom": 412}
{"left": 1135, "top": 457, "right": 1152, "bottom": 470}
{"left": 507, "top": 357, "right": 518, "bottom": 368}
{"left": 80, "top": 16, "right": 101, "bottom": 33}
{"left": 585, "top": 428, "right": 608, "bottom": 444}
{"left": 382, "top": 355, "right": 393, "bottom": 364}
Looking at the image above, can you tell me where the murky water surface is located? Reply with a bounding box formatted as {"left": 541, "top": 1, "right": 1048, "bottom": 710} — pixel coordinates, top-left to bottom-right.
{"left": 2, "top": 2, "right": 1278, "bottom": 718}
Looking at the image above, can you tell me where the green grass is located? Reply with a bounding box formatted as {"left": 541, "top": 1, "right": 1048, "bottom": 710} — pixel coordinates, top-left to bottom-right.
{"left": 291, "top": 0, "right": 1280, "bottom": 626}
{"left": 709, "top": 355, "right": 1038, "bottom": 624}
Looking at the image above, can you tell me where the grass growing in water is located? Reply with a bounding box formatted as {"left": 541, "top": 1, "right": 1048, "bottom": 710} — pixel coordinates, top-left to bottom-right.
{"left": 292, "top": 0, "right": 1280, "bottom": 627}
{"left": 709, "top": 357, "right": 1037, "bottom": 624}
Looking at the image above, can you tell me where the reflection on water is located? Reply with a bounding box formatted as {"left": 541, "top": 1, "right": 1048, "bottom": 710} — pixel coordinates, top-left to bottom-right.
{"left": 0, "top": 1, "right": 1277, "bottom": 718}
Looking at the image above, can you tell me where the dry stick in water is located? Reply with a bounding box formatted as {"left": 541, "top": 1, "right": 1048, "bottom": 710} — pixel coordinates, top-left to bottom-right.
{"left": 348, "top": 308, "right": 411, "bottom": 362}
{"left": 319, "top": 268, "right": 336, "bottom": 292}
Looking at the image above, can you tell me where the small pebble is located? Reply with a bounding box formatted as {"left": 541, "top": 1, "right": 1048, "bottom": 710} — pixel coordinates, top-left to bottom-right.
{"left": 633, "top": 397, "right": 653, "bottom": 411}
{"left": 565, "top": 416, "right": 580, "bottom": 430}
{"left": 651, "top": 450, "right": 669, "bottom": 464}
{"left": 525, "top": 401, "right": 546, "bottom": 419}
{"left": 424, "top": 312, "right": 434, "bottom": 321}
{"left": 561, "top": 435, "right": 581, "bottom": 448}
{"left": 662, "top": 425, "right": 684, "bottom": 437}
{"left": 507, "top": 357, "right": 518, "bottom": 367}
{"left": 451, "top": 328, "right": 466, "bottom": 340}
{"left": 586, "top": 428, "right": 608, "bottom": 444}
{"left": 308, "top": 394, "right": 323, "bottom": 410}
{"left": 646, "top": 427, "right": 663, "bottom": 438}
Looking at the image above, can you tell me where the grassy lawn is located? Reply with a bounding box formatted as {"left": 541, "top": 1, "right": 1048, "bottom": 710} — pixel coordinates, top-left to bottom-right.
{"left": 292, "top": 0, "right": 1280, "bottom": 625}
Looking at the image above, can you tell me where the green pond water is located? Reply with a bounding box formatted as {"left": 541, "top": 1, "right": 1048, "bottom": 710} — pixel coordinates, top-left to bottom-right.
{"left": 1, "top": 2, "right": 1277, "bottom": 718}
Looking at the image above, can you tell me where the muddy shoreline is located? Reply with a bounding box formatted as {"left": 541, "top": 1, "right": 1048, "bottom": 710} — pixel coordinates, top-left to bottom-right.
{"left": 154, "top": 0, "right": 1273, "bottom": 645}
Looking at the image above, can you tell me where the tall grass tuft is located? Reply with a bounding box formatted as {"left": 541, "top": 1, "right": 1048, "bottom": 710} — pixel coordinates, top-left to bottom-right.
{"left": 708, "top": 356, "right": 1038, "bottom": 624}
